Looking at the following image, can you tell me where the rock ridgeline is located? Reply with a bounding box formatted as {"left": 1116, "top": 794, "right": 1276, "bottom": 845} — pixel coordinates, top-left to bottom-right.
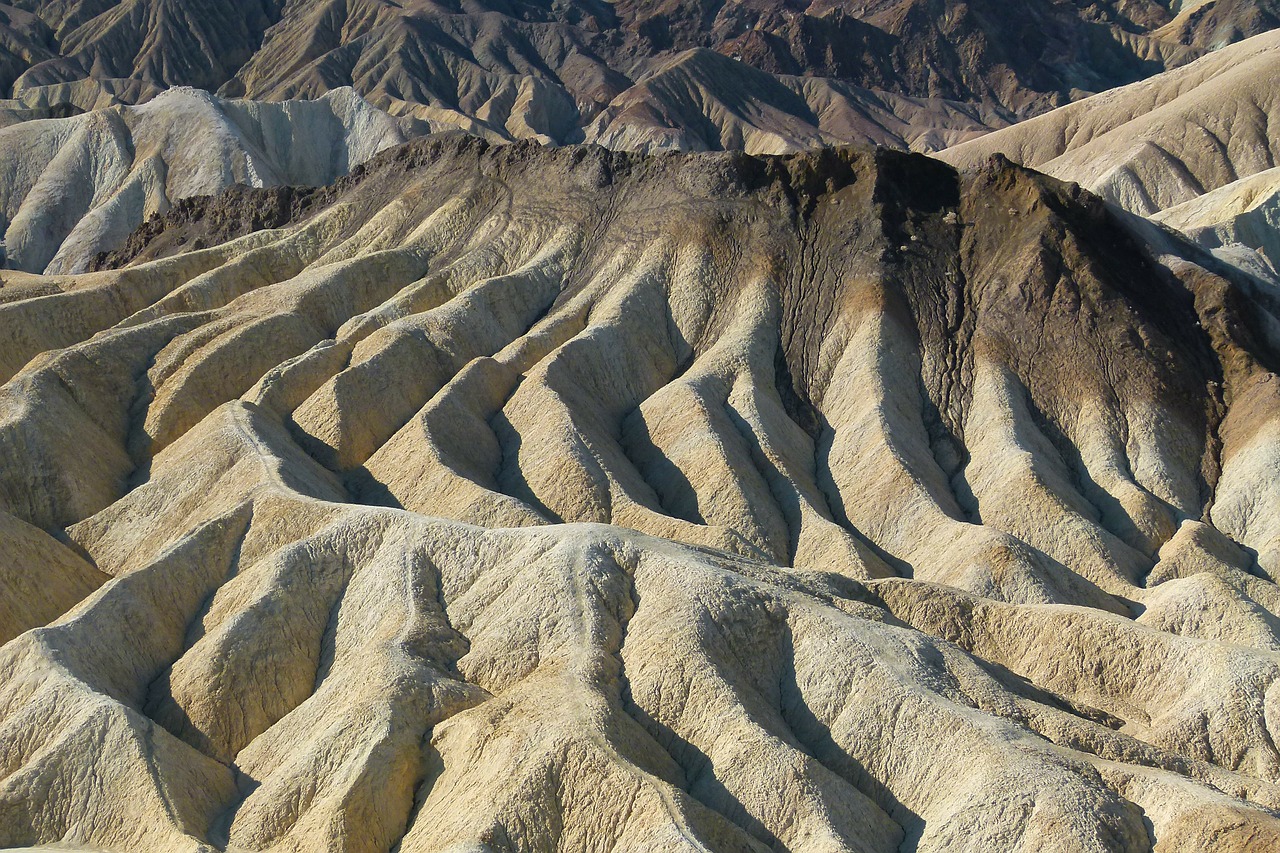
{"left": 941, "top": 29, "right": 1280, "bottom": 276}
{"left": 2, "top": 0, "right": 1277, "bottom": 156}
{"left": 0, "top": 85, "right": 426, "bottom": 275}
{"left": 1, "top": 136, "right": 1279, "bottom": 851}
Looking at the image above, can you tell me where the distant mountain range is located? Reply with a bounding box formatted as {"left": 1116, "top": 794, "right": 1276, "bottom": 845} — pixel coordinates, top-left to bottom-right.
{"left": 0, "top": 0, "right": 1276, "bottom": 151}
{"left": 1, "top": 21, "right": 1276, "bottom": 278}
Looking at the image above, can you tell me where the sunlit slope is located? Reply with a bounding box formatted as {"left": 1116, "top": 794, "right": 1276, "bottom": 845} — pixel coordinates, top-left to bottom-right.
{"left": 0, "top": 138, "right": 1279, "bottom": 851}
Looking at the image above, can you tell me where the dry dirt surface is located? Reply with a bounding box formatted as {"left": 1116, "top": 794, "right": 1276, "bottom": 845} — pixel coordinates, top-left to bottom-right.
{"left": 2, "top": 136, "right": 1280, "bottom": 851}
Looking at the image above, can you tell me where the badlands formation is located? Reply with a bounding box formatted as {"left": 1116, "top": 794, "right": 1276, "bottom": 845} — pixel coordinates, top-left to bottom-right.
{"left": 2, "top": 133, "right": 1280, "bottom": 852}
{"left": 2, "top": 2, "right": 1277, "bottom": 287}
{"left": 940, "top": 29, "right": 1280, "bottom": 274}
{"left": 0, "top": 86, "right": 427, "bottom": 275}
{"left": 0, "top": 68, "right": 1004, "bottom": 280}
{"left": 0, "top": 0, "right": 1276, "bottom": 154}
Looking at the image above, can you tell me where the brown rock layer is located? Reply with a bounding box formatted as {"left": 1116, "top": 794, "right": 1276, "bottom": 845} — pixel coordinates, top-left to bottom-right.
{"left": 1, "top": 138, "right": 1280, "bottom": 851}
{"left": 2, "top": 0, "right": 1274, "bottom": 153}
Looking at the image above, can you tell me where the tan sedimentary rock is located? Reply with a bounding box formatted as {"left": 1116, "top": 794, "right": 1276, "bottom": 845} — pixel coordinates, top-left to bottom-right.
{"left": 1153, "top": 166, "right": 1280, "bottom": 275}
{"left": 1, "top": 138, "right": 1279, "bottom": 850}
{"left": 0, "top": 86, "right": 426, "bottom": 274}
{"left": 0, "top": 509, "right": 105, "bottom": 646}
{"left": 941, "top": 30, "right": 1280, "bottom": 213}
{"left": 940, "top": 29, "right": 1280, "bottom": 277}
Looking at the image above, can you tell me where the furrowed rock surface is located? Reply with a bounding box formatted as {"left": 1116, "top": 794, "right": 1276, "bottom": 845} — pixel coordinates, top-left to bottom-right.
{"left": 1153, "top": 166, "right": 1280, "bottom": 275}
{"left": 1, "top": 137, "right": 1280, "bottom": 851}
{"left": 0, "top": 85, "right": 428, "bottom": 274}
{"left": 19, "top": 0, "right": 1268, "bottom": 115}
{"left": 940, "top": 29, "right": 1280, "bottom": 272}
{"left": 0, "top": 0, "right": 1275, "bottom": 157}
{"left": 0, "top": 64, "right": 1000, "bottom": 280}
{"left": 575, "top": 48, "right": 1003, "bottom": 154}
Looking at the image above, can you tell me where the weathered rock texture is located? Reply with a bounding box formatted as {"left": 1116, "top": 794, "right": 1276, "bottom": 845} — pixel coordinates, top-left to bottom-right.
{"left": 2, "top": 0, "right": 1276, "bottom": 154}
{"left": 5, "top": 4, "right": 1278, "bottom": 281}
{"left": 940, "top": 29, "right": 1280, "bottom": 273}
{"left": 0, "top": 85, "right": 428, "bottom": 275}
{"left": 1, "top": 136, "right": 1280, "bottom": 851}
{"left": 1152, "top": 166, "right": 1280, "bottom": 276}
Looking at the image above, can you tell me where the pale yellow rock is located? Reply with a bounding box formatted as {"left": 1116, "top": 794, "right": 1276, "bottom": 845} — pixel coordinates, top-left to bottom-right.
{"left": 0, "top": 138, "right": 1277, "bottom": 852}
{"left": 0, "top": 87, "right": 429, "bottom": 275}
{"left": 0, "top": 510, "right": 106, "bottom": 646}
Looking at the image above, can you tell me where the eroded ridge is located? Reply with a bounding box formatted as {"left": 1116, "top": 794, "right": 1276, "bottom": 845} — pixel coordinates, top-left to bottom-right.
{"left": 1, "top": 137, "right": 1280, "bottom": 852}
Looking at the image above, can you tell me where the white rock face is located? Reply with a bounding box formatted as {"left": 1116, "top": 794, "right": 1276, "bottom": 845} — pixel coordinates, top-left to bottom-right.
{"left": 1, "top": 138, "right": 1279, "bottom": 851}
{"left": 0, "top": 86, "right": 429, "bottom": 274}
{"left": 1153, "top": 167, "right": 1280, "bottom": 275}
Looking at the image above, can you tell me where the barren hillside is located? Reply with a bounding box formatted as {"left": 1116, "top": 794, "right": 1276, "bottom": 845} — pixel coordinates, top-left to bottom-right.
{"left": 0, "top": 86, "right": 427, "bottom": 274}
{"left": 0, "top": 0, "right": 1273, "bottom": 153}
{"left": 940, "top": 29, "right": 1280, "bottom": 271}
{"left": 2, "top": 137, "right": 1280, "bottom": 851}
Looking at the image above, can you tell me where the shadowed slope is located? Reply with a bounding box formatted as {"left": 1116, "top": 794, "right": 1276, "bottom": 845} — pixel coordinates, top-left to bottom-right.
{"left": 940, "top": 29, "right": 1280, "bottom": 273}
{"left": 1, "top": 138, "right": 1280, "bottom": 851}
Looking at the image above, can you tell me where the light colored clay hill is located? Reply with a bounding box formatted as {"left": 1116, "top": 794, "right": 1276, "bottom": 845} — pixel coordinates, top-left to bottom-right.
{"left": 2, "top": 137, "right": 1280, "bottom": 851}
{"left": 940, "top": 29, "right": 1280, "bottom": 217}
{"left": 0, "top": 85, "right": 427, "bottom": 274}
{"left": 0, "top": 69, "right": 999, "bottom": 281}
{"left": 1153, "top": 166, "right": 1280, "bottom": 274}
